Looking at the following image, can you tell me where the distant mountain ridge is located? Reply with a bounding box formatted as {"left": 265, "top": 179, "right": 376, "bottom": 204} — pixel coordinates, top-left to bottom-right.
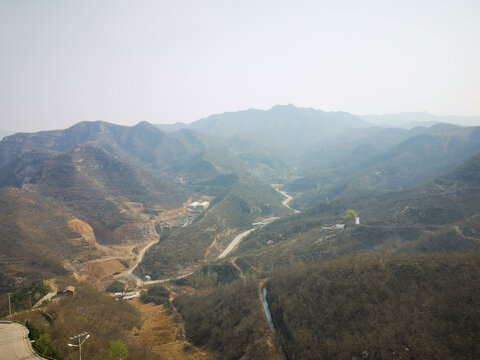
{"left": 0, "top": 129, "right": 12, "bottom": 140}
{"left": 156, "top": 105, "right": 371, "bottom": 160}
{"left": 289, "top": 124, "right": 480, "bottom": 209}
{"left": 3, "top": 105, "right": 480, "bottom": 295}
{"left": 0, "top": 118, "right": 292, "bottom": 287}
{"left": 0, "top": 121, "right": 191, "bottom": 172}
{"left": 360, "top": 111, "right": 480, "bottom": 128}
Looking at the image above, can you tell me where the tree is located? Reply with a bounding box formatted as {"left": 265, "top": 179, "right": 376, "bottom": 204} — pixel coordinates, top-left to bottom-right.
{"left": 36, "top": 334, "right": 52, "bottom": 354}
{"left": 344, "top": 209, "right": 357, "bottom": 221}
{"left": 140, "top": 284, "right": 170, "bottom": 305}
{"left": 109, "top": 339, "right": 129, "bottom": 360}
{"left": 105, "top": 280, "right": 126, "bottom": 293}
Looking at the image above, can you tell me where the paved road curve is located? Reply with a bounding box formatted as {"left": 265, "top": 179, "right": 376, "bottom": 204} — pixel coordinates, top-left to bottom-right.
{"left": 216, "top": 186, "right": 299, "bottom": 260}
{"left": 217, "top": 229, "right": 256, "bottom": 259}
{"left": 0, "top": 321, "right": 43, "bottom": 360}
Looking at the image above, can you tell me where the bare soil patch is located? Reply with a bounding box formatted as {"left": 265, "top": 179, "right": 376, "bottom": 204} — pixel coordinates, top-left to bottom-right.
{"left": 129, "top": 299, "right": 209, "bottom": 360}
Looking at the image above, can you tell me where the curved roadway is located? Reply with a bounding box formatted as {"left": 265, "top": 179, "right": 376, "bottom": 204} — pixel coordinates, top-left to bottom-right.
{"left": 0, "top": 322, "right": 42, "bottom": 360}
{"left": 130, "top": 185, "right": 298, "bottom": 282}
{"left": 217, "top": 185, "right": 299, "bottom": 260}
{"left": 217, "top": 229, "right": 256, "bottom": 259}
{"left": 273, "top": 187, "right": 300, "bottom": 214}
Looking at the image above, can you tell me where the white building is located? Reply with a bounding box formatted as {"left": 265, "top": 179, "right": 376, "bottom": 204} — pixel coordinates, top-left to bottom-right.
{"left": 187, "top": 201, "right": 200, "bottom": 210}
{"left": 187, "top": 201, "right": 210, "bottom": 211}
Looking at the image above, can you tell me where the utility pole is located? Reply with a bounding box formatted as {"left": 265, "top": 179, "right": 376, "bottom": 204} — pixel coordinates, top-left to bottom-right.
{"left": 7, "top": 293, "right": 11, "bottom": 317}
{"left": 68, "top": 332, "right": 90, "bottom": 360}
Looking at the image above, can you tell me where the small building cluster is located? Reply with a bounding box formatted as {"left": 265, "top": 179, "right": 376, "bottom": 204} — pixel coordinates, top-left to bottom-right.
{"left": 57, "top": 286, "right": 76, "bottom": 297}
{"left": 157, "top": 222, "right": 171, "bottom": 230}
{"left": 320, "top": 214, "right": 360, "bottom": 233}
{"left": 187, "top": 201, "right": 210, "bottom": 211}
{"left": 321, "top": 224, "right": 346, "bottom": 232}
{"left": 114, "top": 291, "right": 140, "bottom": 301}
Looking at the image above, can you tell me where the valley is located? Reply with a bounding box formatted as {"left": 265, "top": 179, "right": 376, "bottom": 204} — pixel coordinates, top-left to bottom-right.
{"left": 1, "top": 106, "right": 480, "bottom": 359}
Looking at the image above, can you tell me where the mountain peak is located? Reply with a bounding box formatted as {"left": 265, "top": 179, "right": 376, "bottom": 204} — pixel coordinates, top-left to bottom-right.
{"left": 134, "top": 120, "right": 153, "bottom": 128}
{"left": 269, "top": 104, "right": 297, "bottom": 111}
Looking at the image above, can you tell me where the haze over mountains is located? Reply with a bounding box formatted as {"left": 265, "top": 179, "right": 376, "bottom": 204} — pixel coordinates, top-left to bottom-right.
{"left": 360, "top": 111, "right": 480, "bottom": 128}
{"left": 0, "top": 130, "right": 12, "bottom": 140}
{"left": 2, "top": 105, "right": 480, "bottom": 284}
{"left": 156, "top": 105, "right": 480, "bottom": 132}
{"left": 1, "top": 104, "right": 480, "bottom": 359}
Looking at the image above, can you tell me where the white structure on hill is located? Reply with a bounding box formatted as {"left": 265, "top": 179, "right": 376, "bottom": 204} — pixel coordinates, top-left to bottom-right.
{"left": 187, "top": 201, "right": 200, "bottom": 210}
{"left": 187, "top": 201, "right": 210, "bottom": 211}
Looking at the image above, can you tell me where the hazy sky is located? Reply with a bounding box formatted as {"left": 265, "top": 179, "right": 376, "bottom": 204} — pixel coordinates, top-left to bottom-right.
{"left": 1, "top": 0, "right": 479, "bottom": 132}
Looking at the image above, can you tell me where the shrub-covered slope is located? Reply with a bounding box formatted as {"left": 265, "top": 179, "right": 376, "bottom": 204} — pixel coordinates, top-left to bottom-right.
{"left": 267, "top": 251, "right": 480, "bottom": 359}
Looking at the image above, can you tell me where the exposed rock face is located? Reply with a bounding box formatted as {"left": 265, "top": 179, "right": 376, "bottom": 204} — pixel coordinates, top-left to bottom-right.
{"left": 68, "top": 218, "right": 103, "bottom": 250}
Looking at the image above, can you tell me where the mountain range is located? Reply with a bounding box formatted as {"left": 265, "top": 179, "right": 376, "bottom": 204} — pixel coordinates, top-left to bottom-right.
{"left": 360, "top": 111, "right": 480, "bottom": 128}
{"left": 2, "top": 104, "right": 480, "bottom": 359}
{"left": 2, "top": 106, "right": 480, "bottom": 283}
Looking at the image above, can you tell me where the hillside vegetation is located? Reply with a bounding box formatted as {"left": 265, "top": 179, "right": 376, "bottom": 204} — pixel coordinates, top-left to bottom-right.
{"left": 137, "top": 177, "right": 288, "bottom": 278}
{"left": 291, "top": 126, "right": 480, "bottom": 209}
{"left": 174, "top": 277, "right": 282, "bottom": 360}
{"left": 0, "top": 119, "right": 288, "bottom": 289}
{"left": 267, "top": 250, "right": 480, "bottom": 359}
{"left": 0, "top": 187, "right": 101, "bottom": 293}
{"left": 227, "top": 152, "right": 480, "bottom": 276}
{"left": 12, "top": 279, "right": 142, "bottom": 360}
{"left": 2, "top": 109, "right": 480, "bottom": 359}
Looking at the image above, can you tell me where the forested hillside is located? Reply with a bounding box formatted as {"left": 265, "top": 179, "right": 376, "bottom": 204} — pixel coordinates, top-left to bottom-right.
{"left": 2, "top": 108, "right": 480, "bottom": 359}
{"left": 267, "top": 251, "right": 480, "bottom": 359}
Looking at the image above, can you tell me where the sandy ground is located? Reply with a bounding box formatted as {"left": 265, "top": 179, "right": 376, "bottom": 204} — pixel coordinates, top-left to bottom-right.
{"left": 128, "top": 299, "right": 209, "bottom": 360}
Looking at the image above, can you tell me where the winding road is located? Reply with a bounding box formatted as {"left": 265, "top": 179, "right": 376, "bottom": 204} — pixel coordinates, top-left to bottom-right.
{"left": 121, "top": 238, "right": 196, "bottom": 285}
{"left": 217, "top": 229, "right": 256, "bottom": 259}
{"left": 127, "top": 185, "right": 298, "bottom": 283}
{"left": 0, "top": 322, "right": 42, "bottom": 360}
{"left": 272, "top": 185, "right": 301, "bottom": 214}
{"left": 112, "top": 239, "right": 159, "bottom": 285}
{"left": 216, "top": 185, "right": 299, "bottom": 260}
{"left": 128, "top": 239, "right": 159, "bottom": 275}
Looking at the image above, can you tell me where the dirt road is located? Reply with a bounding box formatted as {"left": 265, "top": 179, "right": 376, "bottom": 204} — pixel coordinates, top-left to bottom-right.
{"left": 271, "top": 185, "right": 300, "bottom": 213}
